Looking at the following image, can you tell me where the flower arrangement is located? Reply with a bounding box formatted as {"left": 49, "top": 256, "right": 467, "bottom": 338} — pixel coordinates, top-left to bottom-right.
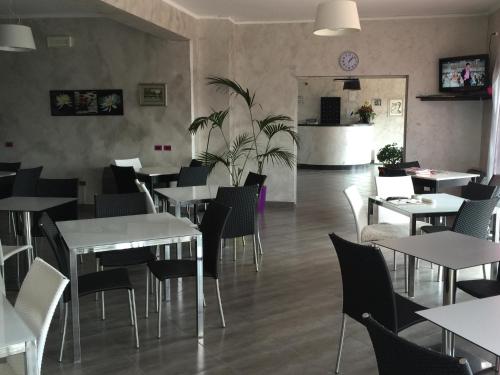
{"left": 353, "top": 102, "right": 376, "bottom": 123}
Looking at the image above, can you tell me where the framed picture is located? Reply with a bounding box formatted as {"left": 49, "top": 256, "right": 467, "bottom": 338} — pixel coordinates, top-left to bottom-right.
{"left": 371, "top": 98, "right": 382, "bottom": 106}
{"left": 50, "top": 90, "right": 123, "bottom": 116}
{"left": 389, "top": 99, "right": 403, "bottom": 116}
{"left": 139, "top": 83, "right": 167, "bottom": 106}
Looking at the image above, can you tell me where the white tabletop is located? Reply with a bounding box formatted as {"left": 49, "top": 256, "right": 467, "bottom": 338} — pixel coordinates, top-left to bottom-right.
{"left": 136, "top": 166, "right": 179, "bottom": 177}
{"left": 155, "top": 185, "right": 220, "bottom": 204}
{"left": 376, "top": 231, "right": 500, "bottom": 270}
{"left": 417, "top": 295, "right": 500, "bottom": 356}
{"left": 57, "top": 212, "right": 201, "bottom": 254}
{"left": 370, "top": 193, "right": 466, "bottom": 215}
{"left": 0, "top": 171, "right": 15, "bottom": 178}
{"left": 0, "top": 197, "right": 76, "bottom": 212}
{"left": 410, "top": 170, "right": 479, "bottom": 181}
{"left": 0, "top": 294, "right": 35, "bottom": 356}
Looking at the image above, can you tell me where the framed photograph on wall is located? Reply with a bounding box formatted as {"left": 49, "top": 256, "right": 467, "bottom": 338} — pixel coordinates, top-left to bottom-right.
{"left": 139, "top": 83, "right": 167, "bottom": 106}
{"left": 389, "top": 99, "right": 403, "bottom": 116}
{"left": 371, "top": 98, "right": 382, "bottom": 107}
{"left": 50, "top": 89, "right": 123, "bottom": 116}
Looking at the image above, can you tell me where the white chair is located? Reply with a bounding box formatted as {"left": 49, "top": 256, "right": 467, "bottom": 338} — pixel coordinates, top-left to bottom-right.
{"left": 114, "top": 158, "right": 142, "bottom": 172}
{"left": 0, "top": 272, "right": 5, "bottom": 296}
{"left": 0, "top": 258, "right": 68, "bottom": 375}
{"left": 135, "top": 179, "right": 157, "bottom": 213}
{"left": 0, "top": 240, "right": 33, "bottom": 284}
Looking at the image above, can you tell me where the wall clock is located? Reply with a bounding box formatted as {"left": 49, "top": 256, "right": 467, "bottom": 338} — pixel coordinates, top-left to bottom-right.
{"left": 339, "top": 51, "right": 359, "bottom": 71}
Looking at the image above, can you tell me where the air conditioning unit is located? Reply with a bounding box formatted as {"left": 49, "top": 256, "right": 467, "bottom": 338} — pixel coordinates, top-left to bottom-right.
{"left": 47, "top": 35, "right": 73, "bottom": 48}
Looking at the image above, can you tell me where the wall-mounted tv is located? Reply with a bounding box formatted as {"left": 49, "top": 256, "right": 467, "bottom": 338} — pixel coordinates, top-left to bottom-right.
{"left": 439, "top": 54, "right": 489, "bottom": 93}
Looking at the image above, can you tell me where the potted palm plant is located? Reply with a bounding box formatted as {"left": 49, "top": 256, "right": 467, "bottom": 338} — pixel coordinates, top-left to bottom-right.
{"left": 189, "top": 76, "right": 299, "bottom": 209}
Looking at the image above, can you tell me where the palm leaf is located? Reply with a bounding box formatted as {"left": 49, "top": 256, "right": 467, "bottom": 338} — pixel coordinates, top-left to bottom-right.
{"left": 228, "top": 133, "right": 254, "bottom": 161}
{"left": 196, "top": 151, "right": 229, "bottom": 172}
{"left": 258, "top": 147, "right": 295, "bottom": 169}
{"left": 208, "top": 109, "right": 229, "bottom": 128}
{"left": 262, "top": 123, "right": 300, "bottom": 147}
{"left": 206, "top": 76, "right": 255, "bottom": 108}
{"left": 189, "top": 116, "right": 210, "bottom": 134}
{"left": 256, "top": 114, "right": 292, "bottom": 131}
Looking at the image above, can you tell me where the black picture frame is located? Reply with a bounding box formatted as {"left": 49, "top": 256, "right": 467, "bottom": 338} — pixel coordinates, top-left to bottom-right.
{"left": 50, "top": 89, "right": 124, "bottom": 116}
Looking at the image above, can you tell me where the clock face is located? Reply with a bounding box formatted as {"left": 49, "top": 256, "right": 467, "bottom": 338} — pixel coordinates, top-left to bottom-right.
{"left": 339, "top": 51, "right": 359, "bottom": 71}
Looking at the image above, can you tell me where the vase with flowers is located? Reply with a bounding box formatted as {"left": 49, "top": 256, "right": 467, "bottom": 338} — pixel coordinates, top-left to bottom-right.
{"left": 353, "top": 102, "right": 376, "bottom": 124}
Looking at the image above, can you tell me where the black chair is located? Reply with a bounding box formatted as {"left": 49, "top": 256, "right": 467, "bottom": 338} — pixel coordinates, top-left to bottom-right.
{"left": 0, "top": 162, "right": 21, "bottom": 199}
{"left": 215, "top": 185, "right": 260, "bottom": 271}
{"left": 244, "top": 172, "right": 267, "bottom": 194}
{"left": 488, "top": 174, "right": 500, "bottom": 188}
{"left": 462, "top": 181, "right": 497, "bottom": 200}
{"left": 397, "top": 161, "right": 420, "bottom": 169}
{"left": 189, "top": 159, "right": 203, "bottom": 167}
{"left": 38, "top": 213, "right": 139, "bottom": 362}
{"left": 102, "top": 166, "right": 118, "bottom": 194}
{"left": 378, "top": 167, "right": 407, "bottom": 177}
{"left": 11, "top": 166, "right": 43, "bottom": 196}
{"left": 148, "top": 202, "right": 232, "bottom": 337}
{"left": 94, "top": 193, "right": 156, "bottom": 317}
{"left": 363, "top": 314, "right": 472, "bottom": 375}
{"left": 110, "top": 164, "right": 140, "bottom": 194}
{"left": 328, "top": 232, "right": 427, "bottom": 374}
{"left": 177, "top": 166, "right": 209, "bottom": 187}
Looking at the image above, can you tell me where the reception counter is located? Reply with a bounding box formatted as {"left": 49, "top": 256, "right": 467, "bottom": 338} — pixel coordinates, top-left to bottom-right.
{"left": 298, "top": 123, "right": 374, "bottom": 168}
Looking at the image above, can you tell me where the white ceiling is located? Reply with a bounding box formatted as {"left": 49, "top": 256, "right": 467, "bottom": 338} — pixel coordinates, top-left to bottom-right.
{"left": 166, "top": 0, "right": 500, "bottom": 23}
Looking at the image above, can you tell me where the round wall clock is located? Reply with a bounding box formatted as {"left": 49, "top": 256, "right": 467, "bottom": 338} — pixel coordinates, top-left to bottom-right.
{"left": 339, "top": 51, "right": 359, "bottom": 71}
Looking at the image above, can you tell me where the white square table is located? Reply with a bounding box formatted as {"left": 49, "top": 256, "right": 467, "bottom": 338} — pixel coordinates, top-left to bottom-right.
{"left": 0, "top": 197, "right": 77, "bottom": 263}
{"left": 409, "top": 170, "right": 480, "bottom": 193}
{"left": 417, "top": 296, "right": 500, "bottom": 370}
{"left": 57, "top": 212, "right": 202, "bottom": 363}
{"left": 0, "top": 294, "right": 37, "bottom": 374}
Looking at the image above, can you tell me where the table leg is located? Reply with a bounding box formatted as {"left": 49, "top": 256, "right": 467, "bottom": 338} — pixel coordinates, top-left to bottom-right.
{"left": 196, "top": 234, "right": 204, "bottom": 339}
{"left": 442, "top": 267, "right": 456, "bottom": 356}
{"left": 175, "top": 202, "right": 182, "bottom": 259}
{"left": 24, "top": 339, "right": 37, "bottom": 375}
{"left": 408, "top": 255, "right": 415, "bottom": 298}
{"left": 410, "top": 215, "right": 417, "bottom": 236}
{"left": 493, "top": 212, "right": 499, "bottom": 243}
{"left": 367, "top": 199, "right": 373, "bottom": 226}
{"left": 22, "top": 212, "right": 33, "bottom": 265}
{"left": 69, "top": 249, "right": 81, "bottom": 363}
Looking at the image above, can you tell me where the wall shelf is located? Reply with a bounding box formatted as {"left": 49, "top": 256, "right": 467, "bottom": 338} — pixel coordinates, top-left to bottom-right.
{"left": 416, "top": 93, "right": 491, "bottom": 101}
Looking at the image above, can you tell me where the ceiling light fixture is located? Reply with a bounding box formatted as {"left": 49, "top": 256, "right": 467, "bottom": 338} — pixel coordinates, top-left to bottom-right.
{"left": 313, "top": 0, "right": 361, "bottom": 37}
{"left": 0, "top": 0, "right": 36, "bottom": 52}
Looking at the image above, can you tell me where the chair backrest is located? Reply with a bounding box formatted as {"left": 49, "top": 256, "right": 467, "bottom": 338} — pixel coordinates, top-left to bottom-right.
{"left": 397, "top": 161, "right": 420, "bottom": 169}
{"left": 199, "top": 202, "right": 232, "bottom": 279}
{"left": 110, "top": 164, "right": 140, "bottom": 194}
{"left": 95, "top": 192, "right": 148, "bottom": 218}
{"left": 329, "top": 232, "right": 398, "bottom": 332}
{"left": 363, "top": 314, "right": 473, "bottom": 375}
{"left": 452, "top": 198, "right": 499, "bottom": 239}
{"left": 215, "top": 185, "right": 259, "bottom": 238}
{"left": 0, "top": 241, "right": 5, "bottom": 295}
{"left": 11, "top": 166, "right": 43, "bottom": 196}
{"left": 378, "top": 167, "right": 407, "bottom": 177}
{"left": 114, "top": 158, "right": 142, "bottom": 172}
{"left": 189, "top": 159, "right": 203, "bottom": 167}
{"left": 177, "top": 166, "right": 210, "bottom": 187}
{"left": 375, "top": 176, "right": 414, "bottom": 225}
{"left": 11, "top": 257, "right": 68, "bottom": 374}
{"left": 244, "top": 172, "right": 267, "bottom": 194}
{"left": 135, "top": 179, "right": 156, "bottom": 213}
{"left": 343, "top": 185, "right": 367, "bottom": 243}
{"left": 462, "top": 181, "right": 497, "bottom": 200}
{"left": 38, "top": 213, "right": 70, "bottom": 277}
{"left": 0, "top": 162, "right": 21, "bottom": 172}
{"left": 102, "top": 166, "right": 118, "bottom": 194}
{"left": 37, "top": 178, "right": 78, "bottom": 198}
{"left": 488, "top": 174, "right": 500, "bottom": 187}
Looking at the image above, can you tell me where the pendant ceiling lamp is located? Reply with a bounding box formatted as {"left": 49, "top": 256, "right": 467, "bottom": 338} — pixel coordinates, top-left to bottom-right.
{"left": 343, "top": 78, "right": 361, "bottom": 90}
{"left": 0, "top": 0, "right": 36, "bottom": 52}
{"left": 313, "top": 0, "right": 361, "bottom": 36}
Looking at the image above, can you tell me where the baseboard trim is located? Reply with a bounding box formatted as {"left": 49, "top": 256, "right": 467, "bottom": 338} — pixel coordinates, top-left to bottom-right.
{"left": 298, "top": 163, "right": 373, "bottom": 170}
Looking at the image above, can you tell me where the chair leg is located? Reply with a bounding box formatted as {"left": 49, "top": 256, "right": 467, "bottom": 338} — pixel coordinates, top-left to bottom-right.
{"left": 215, "top": 279, "right": 226, "bottom": 328}
{"left": 219, "top": 241, "right": 223, "bottom": 261}
{"left": 253, "top": 235, "right": 259, "bottom": 272}
{"left": 145, "top": 269, "right": 150, "bottom": 318}
{"left": 483, "top": 264, "right": 487, "bottom": 279}
{"left": 155, "top": 278, "right": 159, "bottom": 313}
{"left": 58, "top": 303, "right": 69, "bottom": 363}
{"left": 404, "top": 255, "right": 408, "bottom": 293}
{"left": 100, "top": 266, "right": 106, "bottom": 320}
{"left": 131, "top": 289, "right": 140, "bottom": 348}
{"left": 242, "top": 236, "right": 246, "bottom": 247}
{"left": 157, "top": 281, "right": 162, "bottom": 339}
{"left": 257, "top": 229, "right": 263, "bottom": 255}
{"left": 335, "top": 313, "right": 347, "bottom": 374}
{"left": 393, "top": 251, "right": 397, "bottom": 271}
{"left": 128, "top": 290, "right": 134, "bottom": 326}
{"left": 95, "top": 258, "right": 100, "bottom": 301}
{"left": 233, "top": 238, "right": 237, "bottom": 261}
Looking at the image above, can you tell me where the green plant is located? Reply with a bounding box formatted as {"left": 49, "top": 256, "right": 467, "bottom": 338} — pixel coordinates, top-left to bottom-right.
{"left": 376, "top": 143, "right": 403, "bottom": 166}
{"left": 353, "top": 102, "right": 376, "bottom": 123}
{"left": 189, "top": 76, "right": 299, "bottom": 186}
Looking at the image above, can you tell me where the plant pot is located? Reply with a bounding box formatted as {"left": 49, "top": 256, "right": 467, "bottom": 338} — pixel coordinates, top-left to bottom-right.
{"left": 257, "top": 185, "right": 267, "bottom": 213}
{"left": 360, "top": 115, "right": 371, "bottom": 124}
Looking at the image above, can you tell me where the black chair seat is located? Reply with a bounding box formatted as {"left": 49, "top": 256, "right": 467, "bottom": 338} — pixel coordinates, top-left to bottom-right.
{"left": 456, "top": 279, "right": 500, "bottom": 299}
{"left": 148, "top": 260, "right": 197, "bottom": 280}
{"left": 97, "top": 247, "right": 155, "bottom": 267}
{"left": 420, "top": 226, "right": 451, "bottom": 234}
{"left": 64, "top": 267, "right": 133, "bottom": 302}
{"left": 394, "top": 294, "right": 427, "bottom": 332}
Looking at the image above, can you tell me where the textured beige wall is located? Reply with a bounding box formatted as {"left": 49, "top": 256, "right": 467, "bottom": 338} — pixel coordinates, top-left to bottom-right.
{"left": 0, "top": 18, "right": 192, "bottom": 203}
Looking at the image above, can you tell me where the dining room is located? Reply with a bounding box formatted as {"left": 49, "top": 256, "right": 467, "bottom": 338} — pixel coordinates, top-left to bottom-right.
{"left": 1, "top": 0, "right": 500, "bottom": 374}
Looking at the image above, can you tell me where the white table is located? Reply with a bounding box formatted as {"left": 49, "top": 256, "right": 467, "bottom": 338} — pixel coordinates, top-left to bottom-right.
{"left": 57, "top": 212, "right": 202, "bottom": 363}
{"left": 376, "top": 231, "right": 500, "bottom": 360}
{"left": 0, "top": 197, "right": 77, "bottom": 264}
{"left": 155, "top": 185, "right": 219, "bottom": 257}
{"left": 417, "top": 296, "right": 500, "bottom": 359}
{"left": 0, "top": 294, "right": 37, "bottom": 374}
{"left": 409, "top": 170, "right": 479, "bottom": 193}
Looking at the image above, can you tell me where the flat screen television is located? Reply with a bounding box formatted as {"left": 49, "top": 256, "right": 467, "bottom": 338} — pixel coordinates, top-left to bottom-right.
{"left": 439, "top": 54, "right": 489, "bottom": 93}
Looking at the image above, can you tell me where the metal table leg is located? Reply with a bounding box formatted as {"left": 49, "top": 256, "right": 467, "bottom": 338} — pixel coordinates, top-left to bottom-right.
{"left": 196, "top": 234, "right": 204, "bottom": 339}
{"left": 22, "top": 212, "right": 33, "bottom": 265}
{"left": 24, "top": 339, "right": 37, "bottom": 375}
{"left": 442, "top": 267, "right": 456, "bottom": 356}
{"left": 408, "top": 255, "right": 415, "bottom": 298}
{"left": 69, "top": 249, "right": 81, "bottom": 363}
{"left": 175, "top": 202, "right": 182, "bottom": 259}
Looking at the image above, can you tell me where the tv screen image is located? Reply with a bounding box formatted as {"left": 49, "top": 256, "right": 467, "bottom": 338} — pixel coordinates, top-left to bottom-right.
{"left": 439, "top": 54, "right": 489, "bottom": 92}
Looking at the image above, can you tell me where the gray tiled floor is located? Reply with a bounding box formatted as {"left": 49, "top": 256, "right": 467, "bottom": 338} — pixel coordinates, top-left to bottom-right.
{"left": 3, "top": 167, "right": 495, "bottom": 374}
